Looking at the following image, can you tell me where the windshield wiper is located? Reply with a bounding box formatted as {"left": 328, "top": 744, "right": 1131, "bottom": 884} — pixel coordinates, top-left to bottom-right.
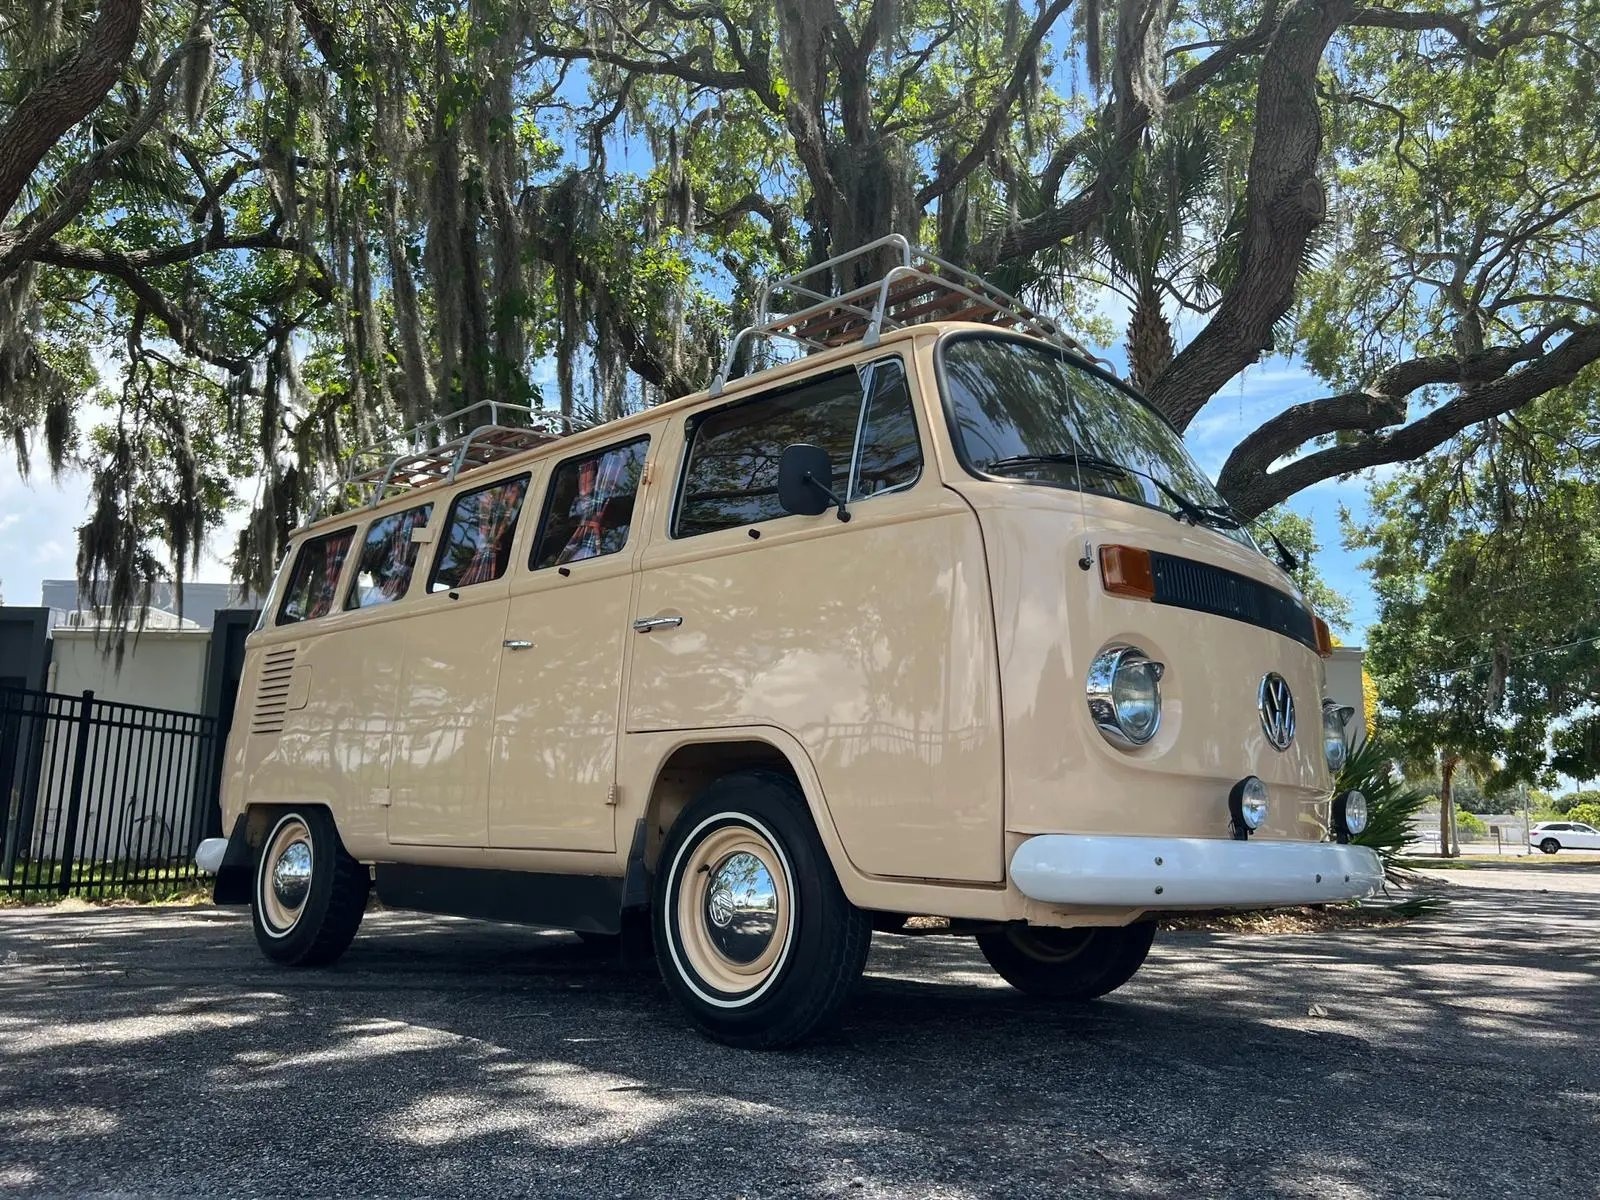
{"left": 984, "top": 453, "right": 1247, "bottom": 532}
{"left": 983, "top": 452, "right": 1130, "bottom": 477}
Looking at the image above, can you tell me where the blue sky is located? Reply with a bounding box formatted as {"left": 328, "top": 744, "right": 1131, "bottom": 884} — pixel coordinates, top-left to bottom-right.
{"left": 0, "top": 350, "right": 1379, "bottom": 635}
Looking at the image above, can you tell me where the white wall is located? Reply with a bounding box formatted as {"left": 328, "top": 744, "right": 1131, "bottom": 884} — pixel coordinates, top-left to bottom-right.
{"left": 1324, "top": 646, "right": 1367, "bottom": 748}
{"left": 48, "top": 629, "right": 209, "bottom": 713}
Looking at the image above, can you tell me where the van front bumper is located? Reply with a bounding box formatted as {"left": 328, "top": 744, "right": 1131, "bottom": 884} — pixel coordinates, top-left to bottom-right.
{"left": 1010, "top": 834, "right": 1384, "bottom": 908}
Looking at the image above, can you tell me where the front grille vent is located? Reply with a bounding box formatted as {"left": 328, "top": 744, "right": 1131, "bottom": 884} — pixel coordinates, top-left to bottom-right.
{"left": 1148, "top": 553, "right": 1318, "bottom": 652}
{"left": 250, "top": 647, "right": 297, "bottom": 735}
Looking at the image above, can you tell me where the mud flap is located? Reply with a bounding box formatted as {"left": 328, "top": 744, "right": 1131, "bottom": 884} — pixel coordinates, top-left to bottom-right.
{"left": 212, "top": 815, "right": 255, "bottom": 906}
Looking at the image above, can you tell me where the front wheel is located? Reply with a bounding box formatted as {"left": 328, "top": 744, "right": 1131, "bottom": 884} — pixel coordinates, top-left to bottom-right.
{"left": 976, "top": 922, "right": 1156, "bottom": 1001}
{"left": 1540, "top": 838, "right": 1561, "bottom": 855}
{"left": 251, "top": 808, "right": 370, "bottom": 966}
{"left": 652, "top": 771, "right": 871, "bottom": 1049}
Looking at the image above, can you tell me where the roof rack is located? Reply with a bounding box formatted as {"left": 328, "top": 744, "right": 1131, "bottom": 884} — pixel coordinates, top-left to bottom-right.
{"left": 710, "top": 234, "right": 1090, "bottom": 395}
{"left": 311, "top": 400, "right": 590, "bottom": 519}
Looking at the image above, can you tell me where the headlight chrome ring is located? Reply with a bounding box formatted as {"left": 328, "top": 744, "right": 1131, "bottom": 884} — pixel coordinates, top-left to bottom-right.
{"left": 1087, "top": 645, "right": 1165, "bottom": 749}
{"left": 1333, "top": 790, "right": 1368, "bottom": 843}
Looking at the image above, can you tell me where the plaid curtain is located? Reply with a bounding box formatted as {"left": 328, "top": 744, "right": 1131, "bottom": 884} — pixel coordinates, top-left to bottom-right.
{"left": 378, "top": 505, "right": 430, "bottom": 599}
{"left": 308, "top": 532, "right": 352, "bottom": 619}
{"left": 557, "top": 447, "right": 632, "bottom": 564}
{"left": 459, "top": 480, "right": 525, "bottom": 586}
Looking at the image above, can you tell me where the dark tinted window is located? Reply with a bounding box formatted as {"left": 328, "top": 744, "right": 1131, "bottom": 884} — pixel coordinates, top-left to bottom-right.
{"left": 429, "top": 475, "right": 529, "bottom": 592}
{"left": 532, "top": 438, "right": 650, "bottom": 569}
{"left": 942, "top": 336, "right": 1254, "bottom": 549}
{"left": 278, "top": 528, "right": 355, "bottom": 624}
{"left": 851, "top": 359, "right": 920, "bottom": 499}
{"left": 675, "top": 358, "right": 919, "bottom": 536}
{"left": 347, "top": 503, "right": 433, "bottom": 610}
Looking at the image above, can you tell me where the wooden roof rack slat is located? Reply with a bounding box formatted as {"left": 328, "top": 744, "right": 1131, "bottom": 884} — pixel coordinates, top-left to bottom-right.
{"left": 310, "top": 401, "right": 589, "bottom": 521}
{"left": 711, "top": 234, "right": 1090, "bottom": 396}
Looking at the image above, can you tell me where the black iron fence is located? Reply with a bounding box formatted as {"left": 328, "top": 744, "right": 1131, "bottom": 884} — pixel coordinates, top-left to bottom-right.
{"left": 0, "top": 687, "right": 221, "bottom": 900}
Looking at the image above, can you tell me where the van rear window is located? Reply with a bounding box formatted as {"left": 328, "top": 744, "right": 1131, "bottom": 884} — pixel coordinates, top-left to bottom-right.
{"left": 675, "top": 357, "right": 919, "bottom": 537}
{"left": 347, "top": 503, "right": 433, "bottom": 610}
{"left": 277, "top": 528, "right": 355, "bottom": 625}
{"left": 429, "top": 475, "right": 529, "bottom": 592}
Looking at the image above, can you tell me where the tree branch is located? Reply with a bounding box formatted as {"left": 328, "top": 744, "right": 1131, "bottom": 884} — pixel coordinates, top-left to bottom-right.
{"left": 915, "top": 0, "right": 1076, "bottom": 207}
{"left": 0, "top": 29, "right": 211, "bottom": 284}
{"left": 0, "top": 0, "right": 141, "bottom": 226}
{"left": 1143, "top": 0, "right": 1354, "bottom": 429}
{"left": 1218, "top": 323, "right": 1600, "bottom": 518}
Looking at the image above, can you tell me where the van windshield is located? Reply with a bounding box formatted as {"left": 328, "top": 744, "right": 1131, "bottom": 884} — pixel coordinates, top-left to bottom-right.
{"left": 941, "top": 335, "right": 1256, "bottom": 550}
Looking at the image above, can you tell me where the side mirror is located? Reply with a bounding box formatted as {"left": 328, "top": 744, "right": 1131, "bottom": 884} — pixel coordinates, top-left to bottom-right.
{"left": 409, "top": 525, "right": 435, "bottom": 545}
{"left": 776, "top": 444, "right": 850, "bottom": 521}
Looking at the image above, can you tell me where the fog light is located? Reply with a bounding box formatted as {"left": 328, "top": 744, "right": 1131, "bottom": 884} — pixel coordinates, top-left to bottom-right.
{"left": 1086, "top": 645, "right": 1165, "bottom": 748}
{"left": 1229, "top": 776, "right": 1270, "bottom": 839}
{"left": 1333, "top": 790, "right": 1368, "bottom": 842}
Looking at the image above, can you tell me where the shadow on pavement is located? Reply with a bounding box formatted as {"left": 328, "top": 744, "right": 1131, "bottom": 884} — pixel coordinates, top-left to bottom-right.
{"left": 0, "top": 879, "right": 1594, "bottom": 1197}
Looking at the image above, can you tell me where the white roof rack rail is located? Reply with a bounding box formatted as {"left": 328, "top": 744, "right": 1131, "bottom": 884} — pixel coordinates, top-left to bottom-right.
{"left": 312, "top": 400, "right": 589, "bottom": 519}
{"left": 710, "top": 234, "right": 1089, "bottom": 396}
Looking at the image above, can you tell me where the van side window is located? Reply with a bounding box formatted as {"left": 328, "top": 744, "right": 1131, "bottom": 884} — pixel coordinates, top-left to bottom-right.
{"left": 277, "top": 527, "right": 355, "bottom": 625}
{"left": 347, "top": 502, "right": 433, "bottom": 610}
{"left": 675, "top": 357, "right": 919, "bottom": 537}
{"left": 531, "top": 438, "right": 650, "bottom": 569}
{"left": 851, "top": 359, "right": 920, "bottom": 499}
{"left": 429, "top": 475, "right": 529, "bottom": 592}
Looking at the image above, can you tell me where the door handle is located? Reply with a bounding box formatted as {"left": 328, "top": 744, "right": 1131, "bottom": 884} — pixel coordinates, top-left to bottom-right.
{"left": 502, "top": 639, "right": 534, "bottom": 650}
{"left": 632, "top": 616, "right": 684, "bottom": 633}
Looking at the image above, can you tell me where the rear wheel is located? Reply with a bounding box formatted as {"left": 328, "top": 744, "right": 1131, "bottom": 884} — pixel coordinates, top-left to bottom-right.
{"left": 652, "top": 770, "right": 871, "bottom": 1049}
{"left": 1540, "top": 838, "right": 1561, "bottom": 855}
{"left": 976, "top": 922, "right": 1156, "bottom": 1000}
{"left": 251, "top": 808, "right": 369, "bottom": 966}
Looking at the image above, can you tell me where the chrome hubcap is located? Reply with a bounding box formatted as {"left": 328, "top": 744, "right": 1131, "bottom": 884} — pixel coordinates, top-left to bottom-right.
{"left": 259, "top": 815, "right": 314, "bottom": 936}
{"left": 272, "top": 841, "right": 312, "bottom": 909}
{"left": 702, "top": 851, "right": 779, "bottom": 964}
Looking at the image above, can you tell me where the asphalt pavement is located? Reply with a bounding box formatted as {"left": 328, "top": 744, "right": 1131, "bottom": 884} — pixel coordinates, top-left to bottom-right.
{"left": 1, "top": 868, "right": 1596, "bottom": 1198}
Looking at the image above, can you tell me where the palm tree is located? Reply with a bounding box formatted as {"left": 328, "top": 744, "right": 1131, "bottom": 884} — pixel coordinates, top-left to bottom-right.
{"left": 1090, "top": 118, "right": 1220, "bottom": 390}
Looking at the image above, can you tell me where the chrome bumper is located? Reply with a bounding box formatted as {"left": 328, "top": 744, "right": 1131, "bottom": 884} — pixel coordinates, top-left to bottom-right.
{"left": 1011, "top": 834, "right": 1384, "bottom": 908}
{"left": 194, "top": 837, "right": 228, "bottom": 874}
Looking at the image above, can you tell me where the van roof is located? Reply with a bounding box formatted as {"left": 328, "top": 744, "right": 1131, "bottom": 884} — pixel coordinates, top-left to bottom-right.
{"left": 301, "top": 236, "right": 1091, "bottom": 537}
{"left": 295, "top": 320, "right": 965, "bottom": 538}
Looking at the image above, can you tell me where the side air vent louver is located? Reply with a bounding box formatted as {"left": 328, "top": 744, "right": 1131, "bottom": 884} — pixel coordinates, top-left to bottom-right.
{"left": 1148, "top": 553, "right": 1319, "bottom": 653}
{"left": 250, "top": 647, "right": 297, "bottom": 735}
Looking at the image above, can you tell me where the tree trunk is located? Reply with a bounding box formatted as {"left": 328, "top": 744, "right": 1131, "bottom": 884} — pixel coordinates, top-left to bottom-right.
{"left": 0, "top": 0, "right": 142, "bottom": 227}
{"left": 1439, "top": 752, "right": 1460, "bottom": 859}
{"left": 1127, "top": 276, "right": 1174, "bottom": 389}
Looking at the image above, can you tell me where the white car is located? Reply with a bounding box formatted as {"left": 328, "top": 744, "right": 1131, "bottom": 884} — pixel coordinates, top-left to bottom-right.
{"left": 1530, "top": 822, "right": 1600, "bottom": 853}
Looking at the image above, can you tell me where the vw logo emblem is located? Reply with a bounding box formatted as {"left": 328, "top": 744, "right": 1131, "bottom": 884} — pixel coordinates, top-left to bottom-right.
{"left": 707, "top": 886, "right": 736, "bottom": 928}
{"left": 1258, "top": 672, "right": 1296, "bottom": 750}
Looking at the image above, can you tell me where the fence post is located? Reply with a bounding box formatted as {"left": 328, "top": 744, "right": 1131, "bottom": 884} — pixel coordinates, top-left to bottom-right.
{"left": 57, "top": 690, "right": 95, "bottom": 897}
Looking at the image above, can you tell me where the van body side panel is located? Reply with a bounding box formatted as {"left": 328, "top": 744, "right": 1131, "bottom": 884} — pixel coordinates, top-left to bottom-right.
{"left": 487, "top": 426, "right": 664, "bottom": 852}
{"left": 387, "top": 585, "right": 510, "bottom": 846}
{"left": 625, "top": 484, "right": 1004, "bottom": 883}
{"left": 951, "top": 483, "right": 1333, "bottom": 843}
{"left": 227, "top": 609, "right": 399, "bottom": 861}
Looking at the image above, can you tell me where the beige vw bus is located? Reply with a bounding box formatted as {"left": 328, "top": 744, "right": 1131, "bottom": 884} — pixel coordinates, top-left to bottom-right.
{"left": 197, "top": 239, "right": 1381, "bottom": 1048}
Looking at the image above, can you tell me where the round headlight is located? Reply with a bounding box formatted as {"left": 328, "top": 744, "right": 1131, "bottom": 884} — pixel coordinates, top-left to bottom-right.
{"left": 1086, "top": 646, "right": 1165, "bottom": 748}
{"left": 1230, "top": 775, "right": 1270, "bottom": 833}
{"left": 1322, "top": 700, "right": 1351, "bottom": 773}
{"left": 1334, "top": 789, "right": 1368, "bottom": 840}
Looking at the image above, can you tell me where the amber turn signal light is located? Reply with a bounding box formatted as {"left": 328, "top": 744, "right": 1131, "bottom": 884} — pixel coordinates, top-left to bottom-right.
{"left": 1314, "top": 615, "right": 1333, "bottom": 657}
{"left": 1098, "top": 544, "right": 1155, "bottom": 599}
